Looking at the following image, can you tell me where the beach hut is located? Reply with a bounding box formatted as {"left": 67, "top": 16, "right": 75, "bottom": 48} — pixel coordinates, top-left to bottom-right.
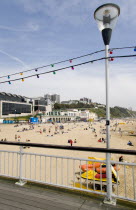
{"left": 30, "top": 117, "right": 39, "bottom": 124}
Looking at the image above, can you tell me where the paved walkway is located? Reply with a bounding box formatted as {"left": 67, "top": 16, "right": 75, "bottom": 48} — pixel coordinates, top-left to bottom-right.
{"left": 0, "top": 178, "right": 135, "bottom": 210}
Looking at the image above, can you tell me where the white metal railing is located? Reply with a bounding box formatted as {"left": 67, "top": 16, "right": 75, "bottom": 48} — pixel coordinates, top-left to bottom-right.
{"left": 0, "top": 147, "right": 136, "bottom": 203}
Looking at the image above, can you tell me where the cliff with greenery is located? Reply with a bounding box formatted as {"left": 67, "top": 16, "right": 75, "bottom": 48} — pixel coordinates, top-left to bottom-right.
{"left": 90, "top": 106, "right": 136, "bottom": 118}
{"left": 54, "top": 103, "right": 136, "bottom": 118}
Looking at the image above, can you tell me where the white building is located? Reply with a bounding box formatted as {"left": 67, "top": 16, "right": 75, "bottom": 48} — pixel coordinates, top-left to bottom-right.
{"left": 77, "top": 110, "right": 98, "bottom": 121}
{"left": 80, "top": 97, "right": 92, "bottom": 104}
{"left": 61, "top": 100, "right": 79, "bottom": 104}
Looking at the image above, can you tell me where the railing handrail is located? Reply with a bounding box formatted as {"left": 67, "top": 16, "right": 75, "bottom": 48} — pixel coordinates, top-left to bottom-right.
{"left": 0, "top": 141, "right": 136, "bottom": 155}
{"left": 0, "top": 149, "right": 135, "bottom": 166}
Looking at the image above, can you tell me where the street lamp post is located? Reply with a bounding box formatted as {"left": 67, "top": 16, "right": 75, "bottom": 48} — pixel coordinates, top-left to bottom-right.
{"left": 94, "top": 3, "right": 120, "bottom": 204}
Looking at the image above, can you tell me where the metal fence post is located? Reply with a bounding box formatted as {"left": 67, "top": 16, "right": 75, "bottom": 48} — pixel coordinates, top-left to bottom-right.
{"left": 15, "top": 146, "right": 26, "bottom": 186}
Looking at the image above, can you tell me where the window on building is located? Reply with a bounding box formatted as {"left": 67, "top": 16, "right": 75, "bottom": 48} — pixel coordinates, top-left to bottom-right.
{"left": 2, "top": 102, "right": 31, "bottom": 115}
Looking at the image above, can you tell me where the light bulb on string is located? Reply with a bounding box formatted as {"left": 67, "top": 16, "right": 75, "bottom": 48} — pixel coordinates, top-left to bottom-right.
{"left": 8, "top": 75, "right": 10, "bottom": 79}
{"left": 53, "top": 71, "right": 56, "bottom": 74}
{"left": 134, "top": 47, "right": 136, "bottom": 52}
{"left": 37, "top": 74, "right": 39, "bottom": 78}
{"left": 8, "top": 81, "right": 11, "bottom": 84}
{"left": 51, "top": 64, "right": 54, "bottom": 67}
{"left": 71, "top": 66, "right": 74, "bottom": 70}
{"left": 109, "top": 51, "right": 113, "bottom": 54}
{"left": 20, "top": 72, "right": 23, "bottom": 75}
{"left": 109, "top": 58, "right": 114, "bottom": 61}
{"left": 35, "top": 69, "right": 38, "bottom": 72}
{"left": 69, "top": 59, "right": 72, "bottom": 63}
{"left": 22, "top": 78, "right": 24, "bottom": 82}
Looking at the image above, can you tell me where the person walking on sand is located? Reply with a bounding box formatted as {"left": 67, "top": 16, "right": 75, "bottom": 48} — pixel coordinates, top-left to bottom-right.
{"left": 55, "top": 126, "right": 58, "bottom": 132}
{"left": 18, "top": 136, "right": 21, "bottom": 142}
{"left": 70, "top": 139, "right": 73, "bottom": 146}
{"left": 43, "top": 128, "right": 46, "bottom": 133}
{"left": 15, "top": 134, "right": 17, "bottom": 141}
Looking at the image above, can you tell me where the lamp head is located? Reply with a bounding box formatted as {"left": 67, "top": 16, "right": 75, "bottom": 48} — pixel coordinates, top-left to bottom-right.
{"left": 94, "top": 3, "right": 120, "bottom": 45}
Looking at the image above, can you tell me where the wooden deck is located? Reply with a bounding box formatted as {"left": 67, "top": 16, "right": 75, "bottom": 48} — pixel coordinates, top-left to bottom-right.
{"left": 0, "top": 178, "right": 134, "bottom": 210}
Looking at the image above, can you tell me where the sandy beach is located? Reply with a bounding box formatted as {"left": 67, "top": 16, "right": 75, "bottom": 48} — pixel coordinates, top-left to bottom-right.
{"left": 0, "top": 119, "right": 135, "bottom": 158}
{"left": 0, "top": 119, "right": 135, "bottom": 199}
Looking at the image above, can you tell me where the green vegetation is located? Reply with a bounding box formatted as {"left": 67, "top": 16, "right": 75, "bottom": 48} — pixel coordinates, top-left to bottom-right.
{"left": 54, "top": 102, "right": 94, "bottom": 110}
{"left": 89, "top": 107, "right": 106, "bottom": 118}
{"left": 110, "top": 106, "right": 136, "bottom": 118}
{"left": 91, "top": 107, "right": 136, "bottom": 118}
{"left": 54, "top": 103, "right": 136, "bottom": 118}
{"left": 4, "top": 115, "right": 32, "bottom": 121}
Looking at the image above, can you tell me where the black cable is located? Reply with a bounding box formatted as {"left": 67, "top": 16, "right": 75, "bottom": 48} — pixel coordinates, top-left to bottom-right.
{"left": 0, "top": 45, "right": 135, "bottom": 79}
{"left": 1, "top": 54, "right": 136, "bottom": 85}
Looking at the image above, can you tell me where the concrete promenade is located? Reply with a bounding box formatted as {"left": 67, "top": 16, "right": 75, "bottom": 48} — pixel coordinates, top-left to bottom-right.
{"left": 0, "top": 178, "right": 135, "bottom": 210}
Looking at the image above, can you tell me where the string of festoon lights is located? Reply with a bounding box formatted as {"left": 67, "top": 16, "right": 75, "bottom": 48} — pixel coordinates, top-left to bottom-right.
{"left": 0, "top": 45, "right": 136, "bottom": 82}
{"left": 1, "top": 53, "right": 136, "bottom": 85}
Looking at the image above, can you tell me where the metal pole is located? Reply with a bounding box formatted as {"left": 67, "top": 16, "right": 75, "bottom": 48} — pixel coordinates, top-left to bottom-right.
{"left": 105, "top": 45, "right": 112, "bottom": 201}
{"left": 19, "top": 146, "right": 23, "bottom": 182}
{"left": 15, "top": 146, "right": 26, "bottom": 186}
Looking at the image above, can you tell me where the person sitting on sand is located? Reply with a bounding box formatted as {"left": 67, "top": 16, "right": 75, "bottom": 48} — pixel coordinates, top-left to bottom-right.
{"left": 119, "top": 156, "right": 123, "bottom": 162}
{"left": 102, "top": 137, "right": 106, "bottom": 143}
{"left": 127, "top": 141, "right": 133, "bottom": 146}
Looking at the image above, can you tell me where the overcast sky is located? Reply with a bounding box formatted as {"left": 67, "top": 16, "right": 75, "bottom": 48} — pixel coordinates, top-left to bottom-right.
{"left": 0, "top": 0, "right": 136, "bottom": 109}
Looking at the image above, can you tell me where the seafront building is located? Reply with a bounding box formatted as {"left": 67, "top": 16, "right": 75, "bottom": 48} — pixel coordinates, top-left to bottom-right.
{"left": 0, "top": 92, "right": 32, "bottom": 118}
{"left": 41, "top": 109, "right": 98, "bottom": 123}
{"left": 0, "top": 92, "right": 97, "bottom": 122}
{"left": 0, "top": 92, "right": 52, "bottom": 118}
